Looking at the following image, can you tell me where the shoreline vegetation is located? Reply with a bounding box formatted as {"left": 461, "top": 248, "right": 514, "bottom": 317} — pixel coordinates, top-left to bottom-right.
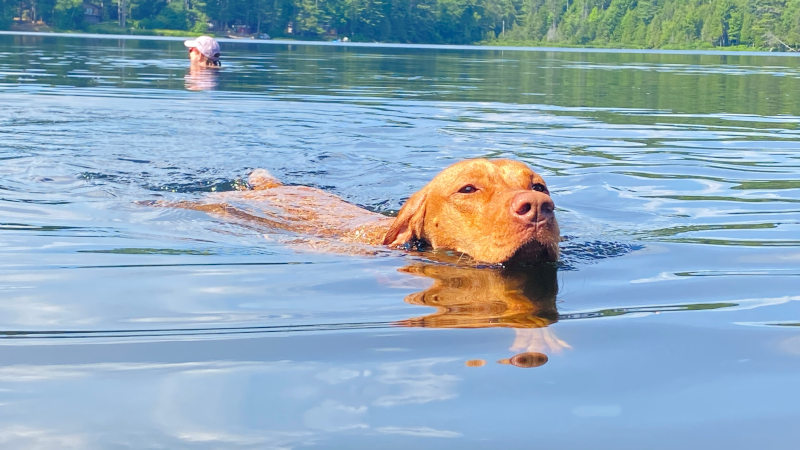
{"left": 3, "top": 0, "right": 800, "bottom": 52}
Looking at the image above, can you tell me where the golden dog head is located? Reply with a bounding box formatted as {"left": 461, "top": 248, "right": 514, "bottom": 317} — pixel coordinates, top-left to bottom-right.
{"left": 383, "top": 159, "right": 560, "bottom": 264}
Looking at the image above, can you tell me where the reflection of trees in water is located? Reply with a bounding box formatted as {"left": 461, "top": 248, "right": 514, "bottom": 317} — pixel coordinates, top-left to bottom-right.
{"left": 396, "top": 262, "right": 569, "bottom": 368}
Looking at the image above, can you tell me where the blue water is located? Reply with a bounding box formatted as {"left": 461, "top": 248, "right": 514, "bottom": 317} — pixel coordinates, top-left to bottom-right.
{"left": 1, "top": 32, "right": 800, "bottom": 448}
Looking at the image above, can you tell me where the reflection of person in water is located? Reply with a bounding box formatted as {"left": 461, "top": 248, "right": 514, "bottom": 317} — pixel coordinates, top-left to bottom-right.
{"left": 183, "top": 35, "right": 221, "bottom": 91}
{"left": 184, "top": 65, "right": 219, "bottom": 91}
{"left": 395, "top": 262, "right": 569, "bottom": 368}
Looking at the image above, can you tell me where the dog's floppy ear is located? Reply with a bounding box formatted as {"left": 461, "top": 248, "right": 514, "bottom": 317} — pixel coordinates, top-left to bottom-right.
{"left": 382, "top": 188, "right": 428, "bottom": 247}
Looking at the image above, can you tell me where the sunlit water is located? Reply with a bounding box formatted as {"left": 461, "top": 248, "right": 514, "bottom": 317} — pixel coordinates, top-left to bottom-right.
{"left": 1, "top": 32, "right": 800, "bottom": 448}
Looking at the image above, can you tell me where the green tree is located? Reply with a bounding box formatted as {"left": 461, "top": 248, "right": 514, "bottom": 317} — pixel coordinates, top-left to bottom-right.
{"left": 129, "top": 0, "right": 166, "bottom": 28}
{"left": 387, "top": 0, "right": 442, "bottom": 43}
{"left": 752, "top": 0, "right": 786, "bottom": 48}
{"left": 340, "top": 0, "right": 388, "bottom": 40}
{"left": 727, "top": 1, "right": 745, "bottom": 45}
{"left": 4, "top": 0, "right": 800, "bottom": 49}
{"left": 781, "top": 0, "right": 800, "bottom": 47}
{"left": 294, "top": 0, "right": 328, "bottom": 36}
{"left": 53, "top": 0, "right": 85, "bottom": 29}
{"left": 0, "top": 0, "right": 13, "bottom": 28}
{"left": 151, "top": 1, "right": 189, "bottom": 29}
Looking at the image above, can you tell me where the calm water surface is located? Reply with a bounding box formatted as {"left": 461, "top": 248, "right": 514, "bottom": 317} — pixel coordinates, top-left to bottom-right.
{"left": 1, "top": 32, "right": 800, "bottom": 448}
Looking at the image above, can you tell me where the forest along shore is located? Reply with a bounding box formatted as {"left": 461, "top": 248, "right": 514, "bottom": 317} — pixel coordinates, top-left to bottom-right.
{"left": 3, "top": 0, "right": 799, "bottom": 51}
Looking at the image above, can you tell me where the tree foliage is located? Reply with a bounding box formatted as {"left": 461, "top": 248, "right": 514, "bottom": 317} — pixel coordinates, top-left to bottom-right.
{"left": 505, "top": 0, "right": 800, "bottom": 50}
{"left": 6, "top": 0, "right": 800, "bottom": 49}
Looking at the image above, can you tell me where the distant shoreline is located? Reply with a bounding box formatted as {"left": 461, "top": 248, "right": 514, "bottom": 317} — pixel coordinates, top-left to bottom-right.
{"left": 1, "top": 30, "right": 797, "bottom": 58}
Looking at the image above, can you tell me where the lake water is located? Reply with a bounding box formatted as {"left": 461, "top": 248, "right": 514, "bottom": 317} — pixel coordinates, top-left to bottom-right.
{"left": 1, "top": 31, "right": 800, "bottom": 448}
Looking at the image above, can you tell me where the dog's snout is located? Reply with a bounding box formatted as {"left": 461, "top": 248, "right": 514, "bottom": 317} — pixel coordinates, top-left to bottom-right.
{"left": 511, "top": 192, "right": 554, "bottom": 223}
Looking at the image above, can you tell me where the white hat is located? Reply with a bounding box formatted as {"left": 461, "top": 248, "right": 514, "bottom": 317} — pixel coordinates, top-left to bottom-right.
{"left": 184, "top": 36, "right": 221, "bottom": 62}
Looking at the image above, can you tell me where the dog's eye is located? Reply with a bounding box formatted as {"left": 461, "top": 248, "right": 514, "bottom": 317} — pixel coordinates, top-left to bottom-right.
{"left": 531, "top": 183, "right": 549, "bottom": 194}
{"left": 458, "top": 184, "right": 478, "bottom": 194}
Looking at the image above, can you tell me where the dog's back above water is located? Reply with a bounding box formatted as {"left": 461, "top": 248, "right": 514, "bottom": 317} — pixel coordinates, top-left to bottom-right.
{"left": 165, "top": 158, "right": 560, "bottom": 265}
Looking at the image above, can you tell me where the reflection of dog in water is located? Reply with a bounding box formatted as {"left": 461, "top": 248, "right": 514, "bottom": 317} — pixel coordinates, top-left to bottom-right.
{"left": 396, "top": 262, "right": 568, "bottom": 368}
